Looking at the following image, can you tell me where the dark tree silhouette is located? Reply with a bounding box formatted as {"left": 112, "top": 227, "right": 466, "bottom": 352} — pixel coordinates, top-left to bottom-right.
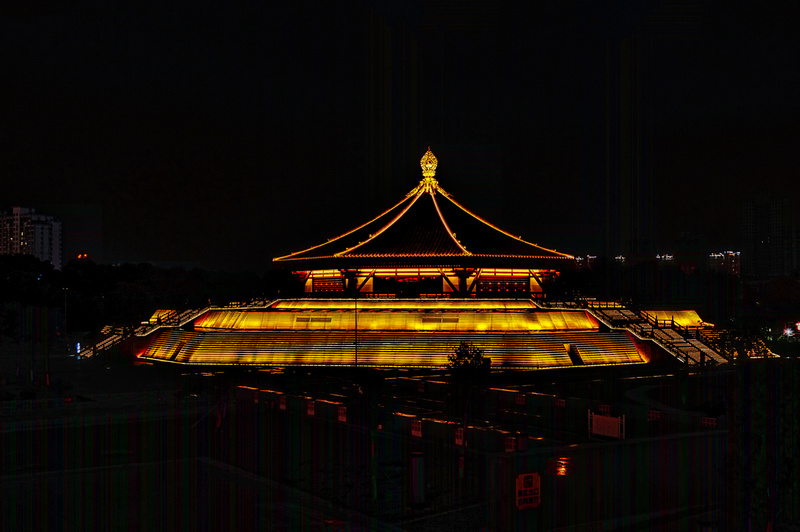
{"left": 447, "top": 341, "right": 491, "bottom": 423}
{"left": 447, "top": 341, "right": 491, "bottom": 378}
{"left": 715, "top": 324, "right": 772, "bottom": 361}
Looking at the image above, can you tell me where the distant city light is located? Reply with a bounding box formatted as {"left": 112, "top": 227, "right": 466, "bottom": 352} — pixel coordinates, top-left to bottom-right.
{"left": 546, "top": 457, "right": 572, "bottom": 476}
{"left": 555, "top": 457, "right": 570, "bottom": 476}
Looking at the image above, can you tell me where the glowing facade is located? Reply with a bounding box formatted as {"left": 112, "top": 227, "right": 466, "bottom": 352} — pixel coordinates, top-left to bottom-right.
{"left": 137, "top": 299, "right": 646, "bottom": 368}
{"left": 134, "top": 150, "right": 649, "bottom": 368}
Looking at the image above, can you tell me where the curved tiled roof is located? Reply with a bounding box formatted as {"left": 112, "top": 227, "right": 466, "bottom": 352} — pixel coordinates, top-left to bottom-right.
{"left": 274, "top": 150, "right": 574, "bottom": 268}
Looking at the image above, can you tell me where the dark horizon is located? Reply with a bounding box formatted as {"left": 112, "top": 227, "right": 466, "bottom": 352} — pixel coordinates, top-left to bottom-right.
{"left": 3, "top": 0, "right": 799, "bottom": 272}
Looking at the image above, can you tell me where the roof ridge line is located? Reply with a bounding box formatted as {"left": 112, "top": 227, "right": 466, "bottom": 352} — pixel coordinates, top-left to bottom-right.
{"left": 273, "top": 187, "right": 417, "bottom": 262}
{"left": 334, "top": 189, "right": 424, "bottom": 257}
{"left": 429, "top": 190, "right": 471, "bottom": 255}
{"left": 438, "top": 185, "right": 573, "bottom": 259}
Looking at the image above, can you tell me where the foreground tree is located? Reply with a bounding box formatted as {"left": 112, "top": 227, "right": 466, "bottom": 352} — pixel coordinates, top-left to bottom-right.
{"left": 714, "top": 322, "right": 772, "bottom": 361}
{"left": 447, "top": 341, "right": 492, "bottom": 495}
{"left": 448, "top": 342, "right": 491, "bottom": 421}
{"left": 447, "top": 341, "right": 491, "bottom": 379}
{"left": 728, "top": 358, "right": 800, "bottom": 530}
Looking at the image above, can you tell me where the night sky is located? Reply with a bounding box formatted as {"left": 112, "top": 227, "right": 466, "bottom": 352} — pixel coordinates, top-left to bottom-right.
{"left": 2, "top": 0, "right": 799, "bottom": 272}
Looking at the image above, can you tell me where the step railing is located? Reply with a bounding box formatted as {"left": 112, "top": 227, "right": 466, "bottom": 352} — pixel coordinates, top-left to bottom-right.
{"left": 79, "top": 331, "right": 126, "bottom": 358}
{"left": 81, "top": 304, "right": 218, "bottom": 358}
{"left": 656, "top": 337, "right": 699, "bottom": 365}
{"left": 696, "top": 329, "right": 734, "bottom": 362}
{"left": 627, "top": 322, "right": 653, "bottom": 338}
{"left": 639, "top": 310, "right": 676, "bottom": 329}
{"left": 551, "top": 301, "right": 723, "bottom": 367}
{"left": 137, "top": 305, "right": 215, "bottom": 336}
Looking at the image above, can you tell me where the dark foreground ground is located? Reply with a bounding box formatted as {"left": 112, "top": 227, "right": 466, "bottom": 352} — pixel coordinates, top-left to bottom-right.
{"left": 1, "top": 339, "right": 798, "bottom": 531}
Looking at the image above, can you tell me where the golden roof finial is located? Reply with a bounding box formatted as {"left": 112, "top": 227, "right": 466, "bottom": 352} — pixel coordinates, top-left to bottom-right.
{"left": 420, "top": 147, "right": 438, "bottom": 178}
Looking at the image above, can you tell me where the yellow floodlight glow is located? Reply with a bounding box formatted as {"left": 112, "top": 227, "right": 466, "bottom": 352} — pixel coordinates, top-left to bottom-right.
{"left": 274, "top": 299, "right": 537, "bottom": 310}
{"left": 309, "top": 270, "right": 343, "bottom": 278}
{"left": 149, "top": 309, "right": 177, "bottom": 324}
{"left": 193, "top": 308, "right": 600, "bottom": 333}
{"left": 644, "top": 310, "right": 706, "bottom": 327}
{"left": 555, "top": 457, "right": 570, "bottom": 476}
{"left": 140, "top": 326, "right": 643, "bottom": 368}
{"left": 480, "top": 269, "right": 531, "bottom": 277}
{"left": 373, "top": 268, "right": 443, "bottom": 276}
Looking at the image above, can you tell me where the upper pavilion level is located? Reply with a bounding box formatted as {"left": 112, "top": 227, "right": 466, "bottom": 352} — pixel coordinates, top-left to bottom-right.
{"left": 274, "top": 148, "right": 574, "bottom": 270}
{"left": 274, "top": 149, "right": 574, "bottom": 298}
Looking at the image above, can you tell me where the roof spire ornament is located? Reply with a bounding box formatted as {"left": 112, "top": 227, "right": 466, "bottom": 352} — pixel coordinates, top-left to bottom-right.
{"left": 420, "top": 147, "right": 438, "bottom": 177}
{"left": 419, "top": 147, "right": 439, "bottom": 192}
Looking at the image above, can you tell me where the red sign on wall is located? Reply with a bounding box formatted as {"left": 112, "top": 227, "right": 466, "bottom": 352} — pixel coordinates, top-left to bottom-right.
{"left": 504, "top": 436, "right": 517, "bottom": 453}
{"left": 515, "top": 472, "right": 541, "bottom": 509}
{"left": 589, "top": 410, "right": 625, "bottom": 439}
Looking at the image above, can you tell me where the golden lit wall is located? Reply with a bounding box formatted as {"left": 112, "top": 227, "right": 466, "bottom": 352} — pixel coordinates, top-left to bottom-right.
{"left": 192, "top": 309, "right": 599, "bottom": 332}
{"left": 645, "top": 310, "right": 706, "bottom": 327}
{"left": 274, "top": 299, "right": 537, "bottom": 310}
{"left": 148, "top": 309, "right": 177, "bottom": 324}
{"left": 139, "top": 329, "right": 643, "bottom": 368}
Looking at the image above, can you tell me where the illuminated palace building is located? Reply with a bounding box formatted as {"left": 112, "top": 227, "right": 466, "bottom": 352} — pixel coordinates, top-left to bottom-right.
{"left": 134, "top": 150, "right": 655, "bottom": 369}
{"left": 274, "top": 148, "right": 571, "bottom": 299}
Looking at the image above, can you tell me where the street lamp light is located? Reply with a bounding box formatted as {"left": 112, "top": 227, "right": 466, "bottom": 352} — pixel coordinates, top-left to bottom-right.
{"left": 63, "top": 287, "right": 69, "bottom": 353}
{"left": 354, "top": 287, "right": 358, "bottom": 368}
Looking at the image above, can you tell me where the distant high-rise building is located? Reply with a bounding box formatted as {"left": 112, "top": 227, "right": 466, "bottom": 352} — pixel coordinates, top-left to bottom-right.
{"left": 708, "top": 251, "right": 741, "bottom": 277}
{"left": 741, "top": 194, "right": 798, "bottom": 278}
{"left": 0, "top": 207, "right": 63, "bottom": 270}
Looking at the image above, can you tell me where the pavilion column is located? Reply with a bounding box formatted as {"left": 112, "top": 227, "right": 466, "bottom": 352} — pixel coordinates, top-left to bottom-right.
{"left": 344, "top": 270, "right": 358, "bottom": 296}
{"left": 456, "top": 268, "right": 476, "bottom": 297}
